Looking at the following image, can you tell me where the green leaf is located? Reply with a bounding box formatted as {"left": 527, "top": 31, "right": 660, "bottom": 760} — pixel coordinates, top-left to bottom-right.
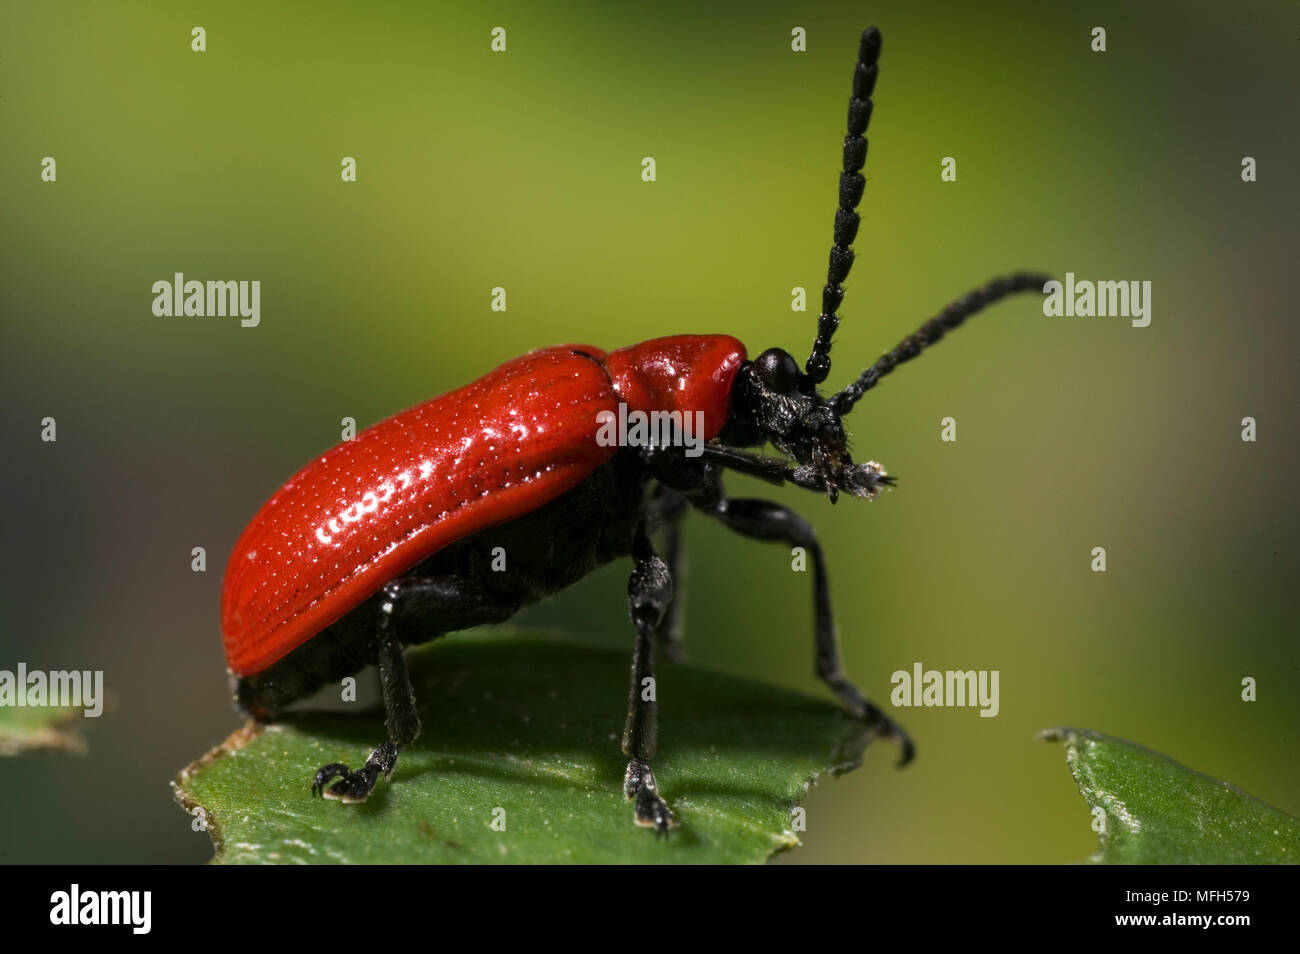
{"left": 1042, "top": 727, "right": 1300, "bottom": 864}
{"left": 174, "top": 630, "right": 880, "bottom": 864}
{"left": 0, "top": 704, "right": 87, "bottom": 756}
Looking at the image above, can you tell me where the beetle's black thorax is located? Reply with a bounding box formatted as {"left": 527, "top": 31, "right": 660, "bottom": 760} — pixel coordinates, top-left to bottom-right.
{"left": 236, "top": 449, "right": 655, "bottom": 717}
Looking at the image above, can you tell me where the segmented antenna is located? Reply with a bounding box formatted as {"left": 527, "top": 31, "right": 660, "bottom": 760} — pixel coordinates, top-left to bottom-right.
{"left": 805, "top": 27, "right": 882, "bottom": 385}
{"left": 830, "top": 272, "right": 1050, "bottom": 415}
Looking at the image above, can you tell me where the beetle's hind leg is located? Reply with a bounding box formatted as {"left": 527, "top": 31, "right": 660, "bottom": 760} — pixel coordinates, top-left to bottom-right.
{"left": 312, "top": 741, "right": 401, "bottom": 803}
{"left": 312, "top": 590, "right": 419, "bottom": 802}
{"left": 312, "top": 576, "right": 519, "bottom": 803}
{"left": 622, "top": 520, "right": 677, "bottom": 835}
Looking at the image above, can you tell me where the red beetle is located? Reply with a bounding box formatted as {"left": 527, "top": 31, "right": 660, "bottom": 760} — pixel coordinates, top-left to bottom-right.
{"left": 222, "top": 27, "right": 1047, "bottom": 833}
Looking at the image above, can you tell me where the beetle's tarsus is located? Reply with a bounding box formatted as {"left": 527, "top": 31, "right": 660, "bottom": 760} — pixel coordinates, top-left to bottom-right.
{"left": 325, "top": 767, "right": 378, "bottom": 803}
{"left": 863, "top": 711, "right": 915, "bottom": 767}
{"left": 847, "top": 698, "right": 915, "bottom": 768}
{"left": 625, "top": 759, "right": 676, "bottom": 835}
{"left": 312, "top": 740, "right": 399, "bottom": 803}
{"left": 637, "top": 792, "right": 675, "bottom": 837}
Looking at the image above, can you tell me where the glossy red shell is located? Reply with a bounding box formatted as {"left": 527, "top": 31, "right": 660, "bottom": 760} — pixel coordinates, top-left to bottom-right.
{"left": 222, "top": 336, "right": 746, "bottom": 676}
{"left": 604, "top": 335, "right": 746, "bottom": 441}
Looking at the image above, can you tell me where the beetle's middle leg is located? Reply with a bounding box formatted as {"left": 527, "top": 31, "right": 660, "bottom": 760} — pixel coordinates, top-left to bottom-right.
{"left": 312, "top": 575, "right": 519, "bottom": 803}
{"left": 622, "top": 520, "right": 677, "bottom": 834}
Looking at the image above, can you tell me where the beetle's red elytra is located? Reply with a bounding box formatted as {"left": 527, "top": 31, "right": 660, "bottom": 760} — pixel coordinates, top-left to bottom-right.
{"left": 221, "top": 26, "right": 1048, "bottom": 832}
{"left": 222, "top": 335, "right": 745, "bottom": 677}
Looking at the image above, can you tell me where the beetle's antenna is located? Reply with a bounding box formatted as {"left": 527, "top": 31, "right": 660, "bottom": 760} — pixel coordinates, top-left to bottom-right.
{"left": 830, "top": 272, "right": 1050, "bottom": 415}
{"left": 805, "top": 26, "right": 882, "bottom": 386}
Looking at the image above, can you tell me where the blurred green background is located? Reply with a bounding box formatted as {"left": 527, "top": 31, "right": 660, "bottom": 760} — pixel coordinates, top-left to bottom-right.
{"left": 2, "top": 0, "right": 1297, "bottom": 864}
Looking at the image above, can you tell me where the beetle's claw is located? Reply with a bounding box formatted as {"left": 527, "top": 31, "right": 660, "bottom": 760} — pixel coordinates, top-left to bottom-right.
{"left": 839, "top": 693, "right": 916, "bottom": 767}
{"left": 872, "top": 716, "right": 914, "bottom": 767}
{"left": 311, "top": 763, "right": 350, "bottom": 797}
{"left": 890, "top": 726, "right": 916, "bottom": 768}
{"left": 866, "top": 714, "right": 915, "bottom": 768}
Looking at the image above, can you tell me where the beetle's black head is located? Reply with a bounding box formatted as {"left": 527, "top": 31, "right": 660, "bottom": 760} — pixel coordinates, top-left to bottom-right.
{"left": 723, "top": 347, "right": 891, "bottom": 503}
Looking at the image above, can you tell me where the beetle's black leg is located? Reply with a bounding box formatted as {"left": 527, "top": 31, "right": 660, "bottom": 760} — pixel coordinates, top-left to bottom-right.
{"left": 313, "top": 592, "right": 418, "bottom": 802}
{"left": 312, "top": 575, "right": 520, "bottom": 803}
{"left": 652, "top": 450, "right": 915, "bottom": 765}
{"left": 704, "top": 496, "right": 913, "bottom": 764}
{"left": 648, "top": 486, "right": 689, "bottom": 661}
{"left": 622, "top": 520, "right": 677, "bottom": 834}
{"left": 698, "top": 445, "right": 791, "bottom": 486}
{"left": 697, "top": 444, "right": 894, "bottom": 500}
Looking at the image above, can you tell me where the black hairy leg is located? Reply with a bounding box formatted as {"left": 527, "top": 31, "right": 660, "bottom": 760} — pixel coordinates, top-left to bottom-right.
{"left": 621, "top": 521, "right": 677, "bottom": 834}
{"left": 311, "top": 575, "right": 519, "bottom": 802}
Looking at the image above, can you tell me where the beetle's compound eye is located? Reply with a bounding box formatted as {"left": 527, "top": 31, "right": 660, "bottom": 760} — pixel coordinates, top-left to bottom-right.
{"left": 753, "top": 348, "right": 802, "bottom": 395}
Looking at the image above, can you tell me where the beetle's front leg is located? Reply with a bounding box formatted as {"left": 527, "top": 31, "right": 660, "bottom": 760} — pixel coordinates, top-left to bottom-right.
{"left": 622, "top": 521, "right": 677, "bottom": 834}
{"left": 704, "top": 494, "right": 914, "bottom": 765}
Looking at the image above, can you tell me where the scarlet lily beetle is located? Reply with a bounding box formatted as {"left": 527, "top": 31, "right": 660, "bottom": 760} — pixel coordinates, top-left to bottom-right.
{"left": 221, "top": 26, "right": 1048, "bottom": 833}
